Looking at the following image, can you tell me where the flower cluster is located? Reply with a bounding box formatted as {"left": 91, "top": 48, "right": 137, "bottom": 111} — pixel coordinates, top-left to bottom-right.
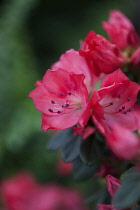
{"left": 29, "top": 10, "right": 140, "bottom": 161}
{"left": 1, "top": 172, "right": 88, "bottom": 210}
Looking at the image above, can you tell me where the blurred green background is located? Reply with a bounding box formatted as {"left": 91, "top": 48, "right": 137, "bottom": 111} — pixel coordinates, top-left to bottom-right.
{"left": 0, "top": 0, "right": 140, "bottom": 203}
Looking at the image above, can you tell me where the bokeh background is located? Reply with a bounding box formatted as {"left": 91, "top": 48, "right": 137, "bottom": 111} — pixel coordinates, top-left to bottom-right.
{"left": 0, "top": 0, "right": 140, "bottom": 208}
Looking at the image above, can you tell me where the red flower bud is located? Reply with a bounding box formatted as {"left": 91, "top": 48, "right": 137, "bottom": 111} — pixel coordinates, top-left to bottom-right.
{"left": 79, "top": 30, "right": 125, "bottom": 75}
{"left": 103, "top": 10, "right": 139, "bottom": 49}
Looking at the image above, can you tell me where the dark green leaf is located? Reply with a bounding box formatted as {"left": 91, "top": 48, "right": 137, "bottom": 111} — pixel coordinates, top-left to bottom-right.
{"left": 121, "top": 167, "right": 140, "bottom": 182}
{"left": 113, "top": 167, "right": 140, "bottom": 209}
{"left": 61, "top": 136, "right": 82, "bottom": 162}
{"left": 72, "top": 156, "right": 99, "bottom": 180}
{"left": 80, "top": 137, "right": 104, "bottom": 166}
{"left": 133, "top": 204, "right": 140, "bottom": 210}
{"left": 47, "top": 128, "right": 74, "bottom": 151}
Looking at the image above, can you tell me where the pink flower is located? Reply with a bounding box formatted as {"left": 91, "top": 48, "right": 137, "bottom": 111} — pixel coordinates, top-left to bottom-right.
{"left": 102, "top": 10, "right": 139, "bottom": 49}
{"left": 29, "top": 68, "right": 90, "bottom": 131}
{"left": 96, "top": 164, "right": 116, "bottom": 178}
{"left": 1, "top": 173, "right": 39, "bottom": 210}
{"left": 106, "top": 124, "right": 140, "bottom": 160}
{"left": 52, "top": 49, "right": 99, "bottom": 94}
{"left": 74, "top": 126, "right": 95, "bottom": 139}
{"left": 98, "top": 204, "right": 115, "bottom": 210}
{"left": 98, "top": 175, "right": 120, "bottom": 210}
{"left": 106, "top": 175, "right": 120, "bottom": 197}
{"left": 1, "top": 172, "right": 88, "bottom": 210}
{"left": 56, "top": 157, "right": 72, "bottom": 176}
{"left": 98, "top": 175, "right": 130, "bottom": 210}
{"left": 79, "top": 30, "right": 125, "bottom": 75}
{"left": 91, "top": 69, "right": 140, "bottom": 135}
{"left": 131, "top": 47, "right": 140, "bottom": 67}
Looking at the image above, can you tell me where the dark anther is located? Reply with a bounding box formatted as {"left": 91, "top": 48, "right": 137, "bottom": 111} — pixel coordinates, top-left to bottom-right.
{"left": 51, "top": 101, "right": 55, "bottom": 104}
{"left": 128, "top": 98, "right": 131, "bottom": 101}
{"left": 122, "top": 106, "right": 125, "bottom": 110}
{"left": 60, "top": 93, "right": 63, "bottom": 96}
{"left": 68, "top": 92, "right": 71, "bottom": 95}
{"left": 48, "top": 109, "right": 53, "bottom": 113}
{"left": 65, "top": 104, "right": 69, "bottom": 107}
{"left": 128, "top": 108, "right": 132, "bottom": 111}
{"left": 57, "top": 111, "right": 61, "bottom": 114}
{"left": 124, "top": 112, "right": 127, "bottom": 114}
{"left": 119, "top": 109, "right": 122, "bottom": 112}
{"left": 110, "top": 102, "right": 113, "bottom": 105}
{"left": 61, "top": 105, "right": 64, "bottom": 108}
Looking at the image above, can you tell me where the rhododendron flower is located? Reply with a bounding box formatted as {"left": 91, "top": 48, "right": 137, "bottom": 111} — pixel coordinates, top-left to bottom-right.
{"left": 98, "top": 175, "right": 130, "bottom": 210}
{"left": 98, "top": 204, "right": 116, "bottom": 210}
{"left": 74, "top": 126, "right": 95, "bottom": 139}
{"left": 79, "top": 30, "right": 125, "bottom": 75}
{"left": 96, "top": 164, "right": 116, "bottom": 178}
{"left": 52, "top": 49, "right": 99, "bottom": 94}
{"left": 103, "top": 10, "right": 139, "bottom": 49}
{"left": 98, "top": 175, "right": 120, "bottom": 210}
{"left": 56, "top": 157, "right": 72, "bottom": 176}
{"left": 106, "top": 124, "right": 140, "bottom": 160}
{"left": 131, "top": 47, "right": 140, "bottom": 67}
{"left": 1, "top": 173, "right": 39, "bottom": 210}
{"left": 29, "top": 68, "right": 90, "bottom": 131}
{"left": 1, "top": 172, "right": 88, "bottom": 210}
{"left": 91, "top": 69, "right": 140, "bottom": 135}
{"left": 106, "top": 175, "right": 120, "bottom": 197}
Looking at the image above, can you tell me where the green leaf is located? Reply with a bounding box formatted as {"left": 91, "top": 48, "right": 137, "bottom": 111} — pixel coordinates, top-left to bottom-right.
{"left": 133, "top": 204, "right": 140, "bottom": 210}
{"left": 80, "top": 136, "right": 104, "bottom": 166}
{"left": 61, "top": 136, "right": 82, "bottom": 162}
{"left": 72, "top": 156, "right": 99, "bottom": 180}
{"left": 47, "top": 128, "right": 74, "bottom": 151}
{"left": 113, "top": 167, "right": 140, "bottom": 209}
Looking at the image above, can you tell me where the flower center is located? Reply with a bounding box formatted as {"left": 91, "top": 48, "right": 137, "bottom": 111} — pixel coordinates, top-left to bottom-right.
{"left": 101, "top": 95, "right": 132, "bottom": 114}
{"left": 48, "top": 92, "right": 82, "bottom": 115}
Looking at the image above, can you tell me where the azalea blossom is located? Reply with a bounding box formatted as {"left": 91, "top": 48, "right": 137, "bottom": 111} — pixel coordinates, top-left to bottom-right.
{"left": 106, "top": 124, "right": 140, "bottom": 160}
{"left": 79, "top": 30, "right": 125, "bottom": 75}
{"left": 102, "top": 10, "right": 139, "bottom": 49}
{"left": 56, "top": 157, "right": 72, "bottom": 176}
{"left": 91, "top": 69, "right": 140, "bottom": 135}
{"left": 1, "top": 172, "right": 88, "bottom": 210}
{"left": 106, "top": 175, "right": 121, "bottom": 197}
{"left": 52, "top": 49, "right": 99, "bottom": 95}
{"left": 29, "top": 68, "right": 90, "bottom": 131}
{"left": 98, "top": 175, "right": 130, "bottom": 210}
{"left": 98, "top": 175, "right": 120, "bottom": 210}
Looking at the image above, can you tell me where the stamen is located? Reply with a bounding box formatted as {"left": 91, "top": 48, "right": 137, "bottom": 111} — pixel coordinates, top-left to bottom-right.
{"left": 68, "top": 92, "right": 71, "bottom": 95}
{"left": 124, "top": 112, "right": 127, "bottom": 114}
{"left": 122, "top": 106, "right": 125, "bottom": 110}
{"left": 51, "top": 101, "right": 55, "bottom": 104}
{"left": 118, "top": 95, "right": 120, "bottom": 98}
{"left": 60, "top": 93, "right": 63, "bottom": 96}
{"left": 128, "top": 98, "right": 131, "bottom": 101}
{"left": 57, "top": 111, "right": 61, "bottom": 114}
{"left": 110, "top": 102, "right": 113, "bottom": 105}
{"left": 48, "top": 109, "right": 53, "bottom": 113}
{"left": 128, "top": 108, "right": 132, "bottom": 111}
{"left": 61, "top": 105, "right": 64, "bottom": 108}
{"left": 119, "top": 109, "right": 122, "bottom": 112}
{"left": 65, "top": 104, "right": 69, "bottom": 107}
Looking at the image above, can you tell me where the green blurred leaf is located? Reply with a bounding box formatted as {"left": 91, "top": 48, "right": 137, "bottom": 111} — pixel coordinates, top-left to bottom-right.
{"left": 72, "top": 156, "right": 99, "bottom": 180}
{"left": 47, "top": 128, "right": 74, "bottom": 151}
{"left": 80, "top": 136, "right": 104, "bottom": 166}
{"left": 113, "top": 167, "right": 140, "bottom": 209}
{"left": 61, "top": 136, "right": 82, "bottom": 162}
